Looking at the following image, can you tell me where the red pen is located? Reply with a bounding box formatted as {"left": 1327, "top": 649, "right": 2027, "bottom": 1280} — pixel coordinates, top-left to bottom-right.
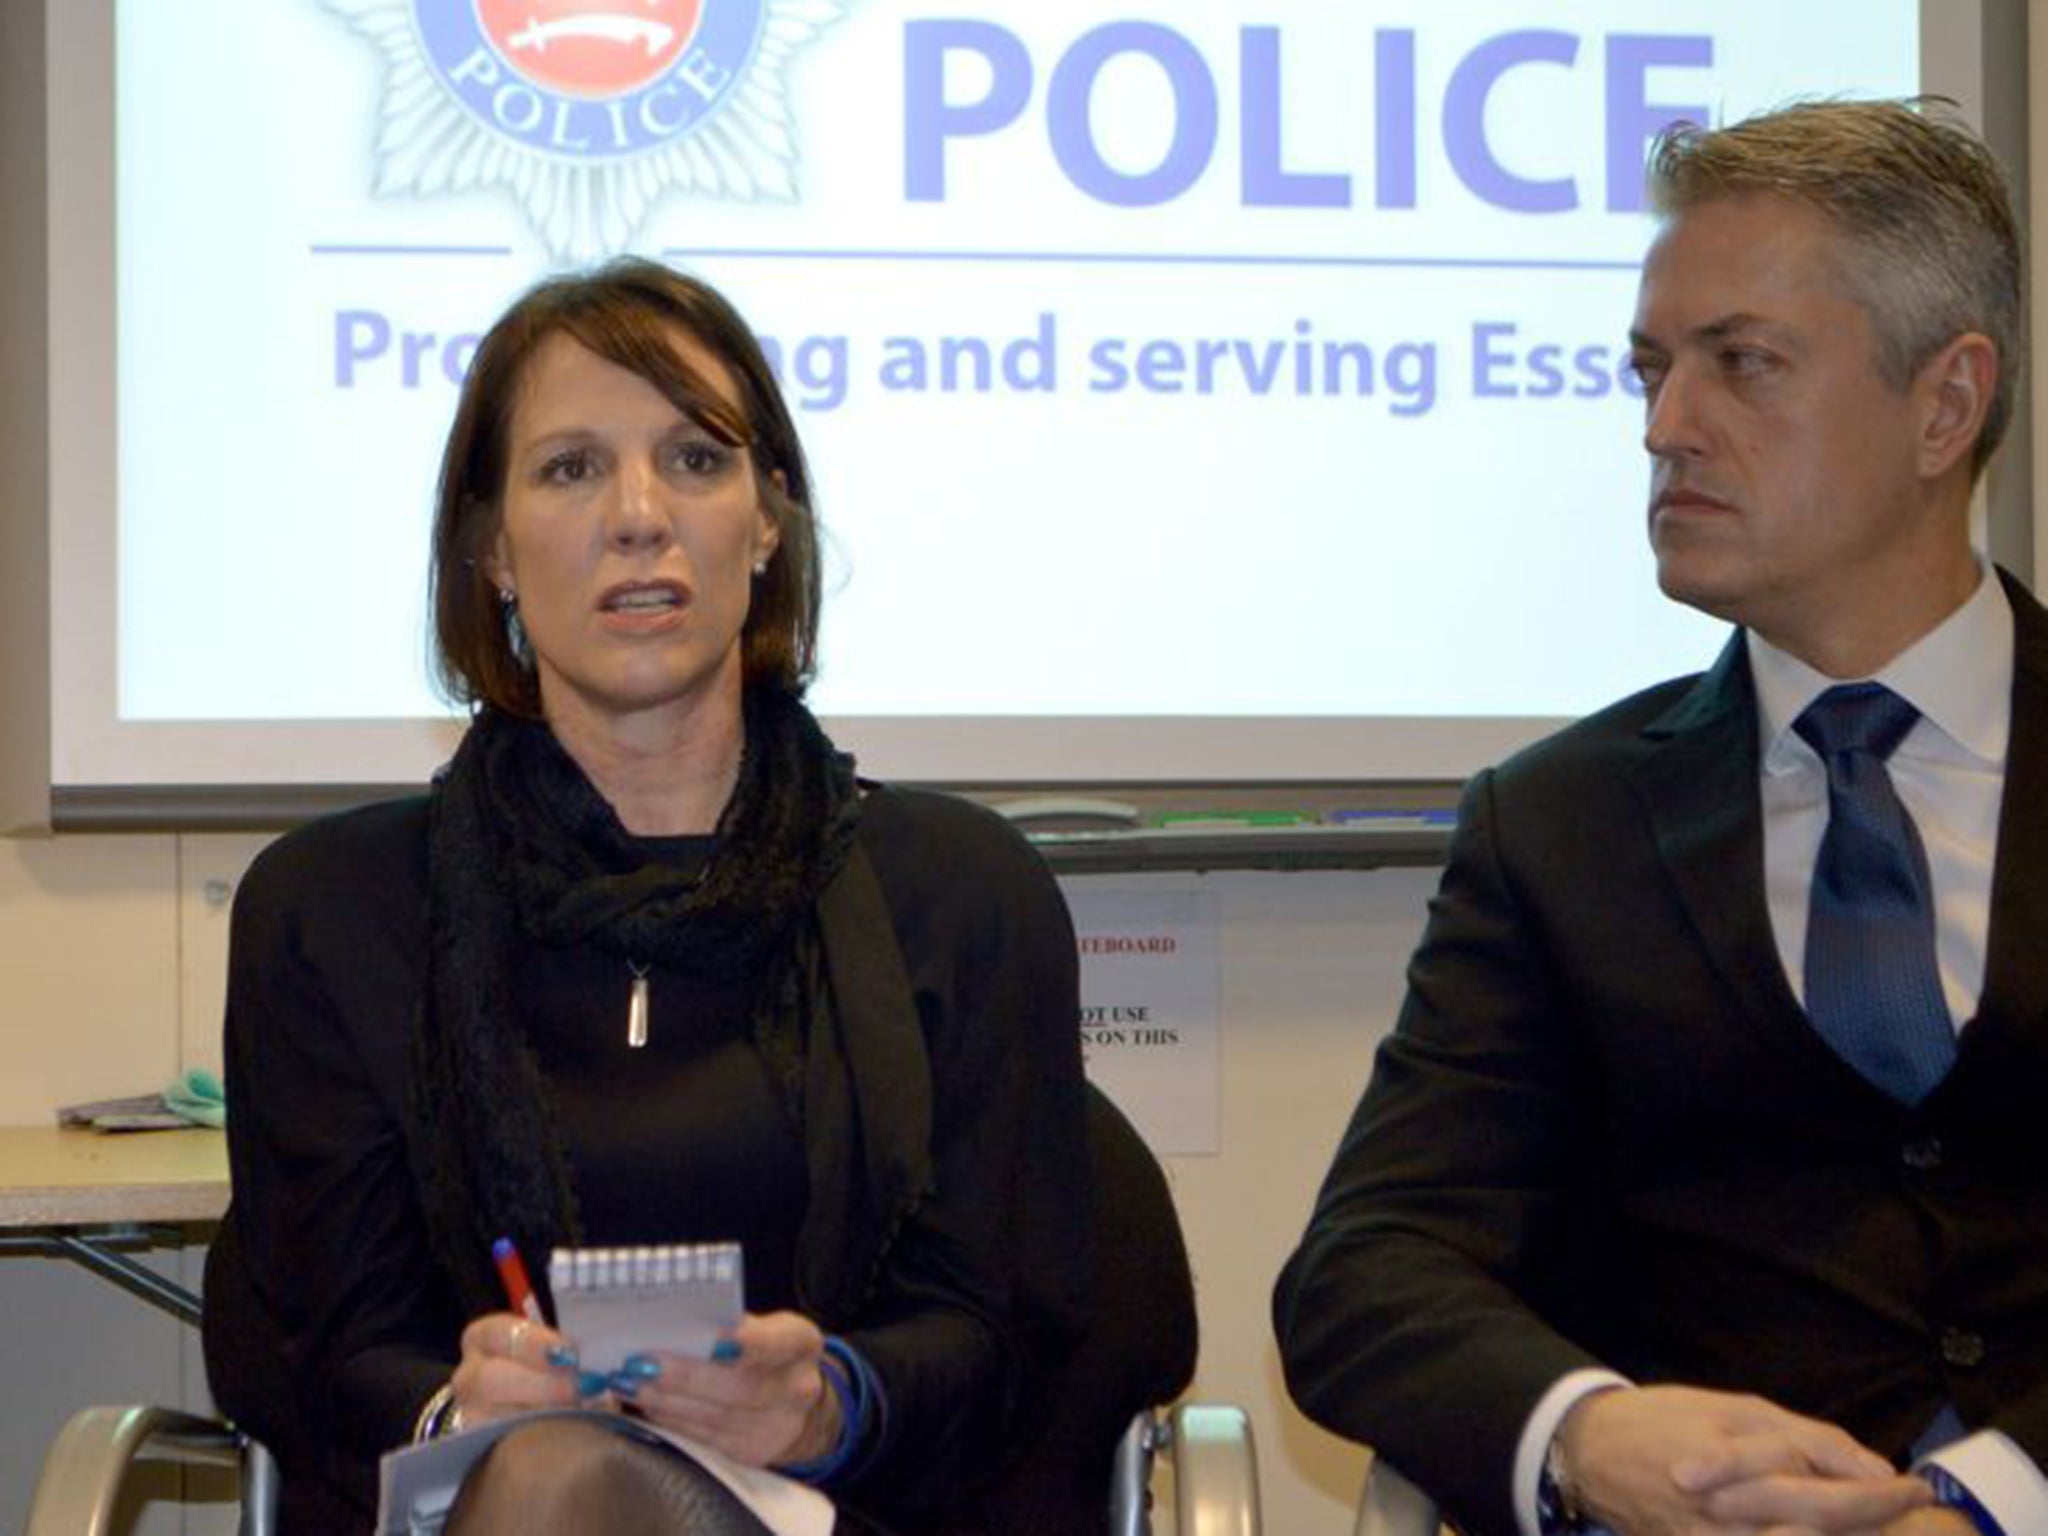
{"left": 492, "top": 1236, "right": 545, "bottom": 1323}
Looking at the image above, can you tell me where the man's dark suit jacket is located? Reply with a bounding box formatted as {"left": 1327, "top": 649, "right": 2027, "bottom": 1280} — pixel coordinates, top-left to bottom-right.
{"left": 1274, "top": 569, "right": 2048, "bottom": 1536}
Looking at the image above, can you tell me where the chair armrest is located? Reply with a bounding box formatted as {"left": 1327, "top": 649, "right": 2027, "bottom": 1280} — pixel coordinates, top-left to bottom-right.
{"left": 1353, "top": 1454, "right": 1443, "bottom": 1536}
{"left": 1111, "top": 1410, "right": 1159, "bottom": 1536}
{"left": 26, "top": 1405, "right": 244, "bottom": 1536}
{"left": 1168, "top": 1403, "right": 1261, "bottom": 1536}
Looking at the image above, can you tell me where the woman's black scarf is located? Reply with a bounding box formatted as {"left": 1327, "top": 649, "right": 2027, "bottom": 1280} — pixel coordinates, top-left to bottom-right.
{"left": 409, "top": 685, "right": 873, "bottom": 1319}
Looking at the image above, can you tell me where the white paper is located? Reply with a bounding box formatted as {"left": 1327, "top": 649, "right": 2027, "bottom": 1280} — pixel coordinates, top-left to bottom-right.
{"left": 1065, "top": 886, "right": 1223, "bottom": 1155}
{"left": 548, "top": 1242, "right": 745, "bottom": 1374}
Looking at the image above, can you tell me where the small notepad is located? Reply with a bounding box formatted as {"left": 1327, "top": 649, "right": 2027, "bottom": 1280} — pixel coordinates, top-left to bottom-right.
{"left": 549, "top": 1242, "right": 745, "bottom": 1374}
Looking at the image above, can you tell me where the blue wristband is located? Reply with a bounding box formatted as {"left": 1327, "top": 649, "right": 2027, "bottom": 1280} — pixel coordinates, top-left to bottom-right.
{"left": 777, "top": 1336, "right": 882, "bottom": 1486}
{"left": 1918, "top": 1462, "right": 2004, "bottom": 1536}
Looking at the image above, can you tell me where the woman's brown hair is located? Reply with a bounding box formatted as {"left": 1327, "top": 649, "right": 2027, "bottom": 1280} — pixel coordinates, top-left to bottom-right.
{"left": 430, "top": 257, "right": 821, "bottom": 715}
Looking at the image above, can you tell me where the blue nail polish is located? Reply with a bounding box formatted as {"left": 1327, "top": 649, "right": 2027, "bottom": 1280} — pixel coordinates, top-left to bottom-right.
{"left": 710, "top": 1338, "right": 741, "bottom": 1364}
{"left": 576, "top": 1371, "right": 610, "bottom": 1398}
{"left": 620, "top": 1355, "right": 663, "bottom": 1380}
{"left": 610, "top": 1373, "right": 641, "bottom": 1400}
{"left": 546, "top": 1345, "right": 579, "bottom": 1369}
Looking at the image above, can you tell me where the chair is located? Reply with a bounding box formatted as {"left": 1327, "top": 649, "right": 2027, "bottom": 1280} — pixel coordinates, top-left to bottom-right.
{"left": 26, "top": 1407, "right": 277, "bottom": 1536}
{"left": 981, "top": 1084, "right": 1259, "bottom": 1536}
{"left": 1351, "top": 1456, "right": 1443, "bottom": 1536}
{"left": 26, "top": 1402, "right": 1257, "bottom": 1536}
{"left": 28, "top": 1086, "right": 1260, "bottom": 1536}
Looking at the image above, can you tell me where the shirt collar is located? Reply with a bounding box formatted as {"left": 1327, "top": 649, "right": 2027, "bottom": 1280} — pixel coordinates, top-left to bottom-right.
{"left": 1750, "top": 562, "right": 2013, "bottom": 772}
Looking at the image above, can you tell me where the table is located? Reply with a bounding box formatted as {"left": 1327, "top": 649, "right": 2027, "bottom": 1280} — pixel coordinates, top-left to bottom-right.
{"left": 0, "top": 1125, "right": 229, "bottom": 1324}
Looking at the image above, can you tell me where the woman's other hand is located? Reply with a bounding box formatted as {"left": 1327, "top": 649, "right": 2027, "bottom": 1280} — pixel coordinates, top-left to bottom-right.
{"left": 615, "top": 1310, "right": 842, "bottom": 1469}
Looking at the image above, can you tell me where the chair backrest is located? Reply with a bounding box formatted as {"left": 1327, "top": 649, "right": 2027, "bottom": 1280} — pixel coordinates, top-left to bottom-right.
{"left": 203, "top": 1223, "right": 373, "bottom": 1533}
{"left": 1352, "top": 1456, "right": 1444, "bottom": 1536}
{"left": 973, "top": 1083, "right": 1199, "bottom": 1536}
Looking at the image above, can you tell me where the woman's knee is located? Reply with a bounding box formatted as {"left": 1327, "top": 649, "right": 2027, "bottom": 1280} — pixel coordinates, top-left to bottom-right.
{"left": 446, "top": 1417, "right": 775, "bottom": 1534}
{"left": 447, "top": 1418, "right": 625, "bottom": 1527}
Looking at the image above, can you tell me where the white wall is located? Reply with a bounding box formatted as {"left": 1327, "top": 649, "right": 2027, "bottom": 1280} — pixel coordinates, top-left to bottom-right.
{"left": 0, "top": 830, "right": 1431, "bottom": 1534}
{"left": 0, "top": 831, "right": 228, "bottom": 1534}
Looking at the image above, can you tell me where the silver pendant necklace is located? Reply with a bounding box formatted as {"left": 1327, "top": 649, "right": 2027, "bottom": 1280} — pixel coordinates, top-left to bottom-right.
{"left": 627, "top": 959, "right": 651, "bottom": 1048}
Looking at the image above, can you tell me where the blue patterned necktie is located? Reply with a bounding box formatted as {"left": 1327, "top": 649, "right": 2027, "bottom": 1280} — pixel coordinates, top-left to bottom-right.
{"left": 1794, "top": 683, "right": 1956, "bottom": 1105}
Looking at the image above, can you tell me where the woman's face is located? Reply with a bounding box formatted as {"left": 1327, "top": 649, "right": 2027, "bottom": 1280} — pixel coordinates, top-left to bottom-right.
{"left": 485, "top": 328, "right": 779, "bottom": 738}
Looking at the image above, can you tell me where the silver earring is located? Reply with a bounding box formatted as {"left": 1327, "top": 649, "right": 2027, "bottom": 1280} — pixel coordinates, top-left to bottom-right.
{"left": 501, "top": 594, "right": 532, "bottom": 667}
{"left": 752, "top": 560, "right": 768, "bottom": 576}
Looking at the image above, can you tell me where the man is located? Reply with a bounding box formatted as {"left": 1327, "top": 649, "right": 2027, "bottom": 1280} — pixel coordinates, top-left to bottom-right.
{"left": 1274, "top": 100, "right": 2047, "bottom": 1536}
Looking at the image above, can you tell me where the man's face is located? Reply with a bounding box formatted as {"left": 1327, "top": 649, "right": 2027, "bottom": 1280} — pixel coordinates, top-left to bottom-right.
{"left": 1628, "top": 193, "right": 1943, "bottom": 664}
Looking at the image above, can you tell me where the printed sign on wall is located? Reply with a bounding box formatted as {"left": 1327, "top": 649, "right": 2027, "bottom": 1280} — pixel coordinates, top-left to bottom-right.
{"left": 1065, "top": 885, "right": 1222, "bottom": 1155}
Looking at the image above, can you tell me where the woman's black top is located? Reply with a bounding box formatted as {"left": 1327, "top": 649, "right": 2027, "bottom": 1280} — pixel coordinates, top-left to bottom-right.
{"left": 209, "top": 783, "right": 1091, "bottom": 1532}
{"left": 519, "top": 833, "right": 809, "bottom": 1307}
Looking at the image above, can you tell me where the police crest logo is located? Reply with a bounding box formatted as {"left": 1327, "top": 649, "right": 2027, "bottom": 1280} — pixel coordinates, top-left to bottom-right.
{"left": 320, "top": 0, "right": 850, "bottom": 262}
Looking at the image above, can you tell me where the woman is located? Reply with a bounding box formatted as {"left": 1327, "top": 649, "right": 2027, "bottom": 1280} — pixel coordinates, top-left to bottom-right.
{"left": 204, "top": 258, "right": 1094, "bottom": 1535}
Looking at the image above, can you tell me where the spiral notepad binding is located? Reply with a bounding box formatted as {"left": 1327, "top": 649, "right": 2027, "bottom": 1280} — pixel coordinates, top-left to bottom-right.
{"left": 549, "top": 1242, "right": 744, "bottom": 1293}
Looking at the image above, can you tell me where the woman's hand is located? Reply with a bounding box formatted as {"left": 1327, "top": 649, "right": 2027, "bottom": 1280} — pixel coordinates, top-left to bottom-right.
{"left": 614, "top": 1310, "right": 842, "bottom": 1469}
{"left": 451, "top": 1310, "right": 586, "bottom": 1425}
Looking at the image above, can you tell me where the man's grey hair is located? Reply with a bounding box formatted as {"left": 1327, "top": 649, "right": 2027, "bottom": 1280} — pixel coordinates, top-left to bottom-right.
{"left": 1649, "top": 98, "right": 2021, "bottom": 476}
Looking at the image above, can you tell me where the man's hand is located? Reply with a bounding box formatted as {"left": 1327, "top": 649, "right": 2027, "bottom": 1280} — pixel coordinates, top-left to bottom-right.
{"left": 1557, "top": 1385, "right": 1933, "bottom": 1536}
